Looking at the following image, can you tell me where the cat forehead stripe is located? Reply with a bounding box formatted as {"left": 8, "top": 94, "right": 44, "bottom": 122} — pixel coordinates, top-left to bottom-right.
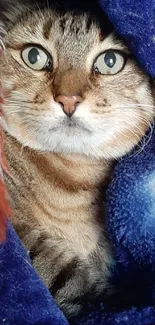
{"left": 41, "top": 12, "right": 112, "bottom": 41}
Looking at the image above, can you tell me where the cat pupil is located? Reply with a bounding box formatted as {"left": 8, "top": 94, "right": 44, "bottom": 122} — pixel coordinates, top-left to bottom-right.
{"left": 28, "top": 48, "right": 40, "bottom": 65}
{"left": 104, "top": 52, "right": 116, "bottom": 68}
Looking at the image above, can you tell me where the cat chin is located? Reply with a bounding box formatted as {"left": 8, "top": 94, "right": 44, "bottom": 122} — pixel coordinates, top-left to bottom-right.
{"left": 13, "top": 131, "right": 134, "bottom": 161}
{"left": 3, "top": 118, "right": 140, "bottom": 160}
{"left": 3, "top": 123, "right": 136, "bottom": 161}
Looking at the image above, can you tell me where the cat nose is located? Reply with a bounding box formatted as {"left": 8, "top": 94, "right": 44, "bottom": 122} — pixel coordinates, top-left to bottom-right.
{"left": 55, "top": 95, "right": 83, "bottom": 118}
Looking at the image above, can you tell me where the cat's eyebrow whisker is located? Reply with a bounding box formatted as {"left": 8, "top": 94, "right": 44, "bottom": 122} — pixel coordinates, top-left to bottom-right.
{"left": 33, "top": 0, "right": 45, "bottom": 23}
{"left": 46, "top": 0, "right": 50, "bottom": 11}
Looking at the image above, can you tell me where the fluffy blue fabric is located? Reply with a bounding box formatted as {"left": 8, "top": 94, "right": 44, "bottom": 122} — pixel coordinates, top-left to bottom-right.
{"left": 98, "top": 0, "right": 155, "bottom": 77}
{"left": 0, "top": 222, "right": 68, "bottom": 325}
{"left": 1, "top": 0, "right": 155, "bottom": 324}
{"left": 73, "top": 128, "right": 155, "bottom": 325}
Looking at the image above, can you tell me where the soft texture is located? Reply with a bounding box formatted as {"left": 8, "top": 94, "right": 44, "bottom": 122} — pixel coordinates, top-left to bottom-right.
{"left": 1, "top": 0, "right": 155, "bottom": 324}
{"left": 0, "top": 222, "right": 68, "bottom": 325}
{"left": 99, "top": 0, "right": 155, "bottom": 77}
{"left": 73, "top": 129, "right": 155, "bottom": 325}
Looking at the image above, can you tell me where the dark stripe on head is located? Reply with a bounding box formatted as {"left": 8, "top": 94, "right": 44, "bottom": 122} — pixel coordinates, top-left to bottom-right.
{"left": 86, "top": 16, "right": 93, "bottom": 33}
{"left": 43, "top": 18, "right": 53, "bottom": 39}
{"left": 59, "top": 17, "right": 66, "bottom": 33}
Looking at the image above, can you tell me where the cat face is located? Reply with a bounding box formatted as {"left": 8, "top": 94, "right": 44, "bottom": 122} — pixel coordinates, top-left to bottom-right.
{"left": 0, "top": 5, "right": 154, "bottom": 159}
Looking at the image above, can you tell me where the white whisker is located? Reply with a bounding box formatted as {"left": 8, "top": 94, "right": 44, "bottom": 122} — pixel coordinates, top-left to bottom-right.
{"left": 121, "top": 121, "right": 154, "bottom": 158}
{"left": 21, "top": 125, "right": 39, "bottom": 148}
{"left": 116, "top": 103, "right": 154, "bottom": 108}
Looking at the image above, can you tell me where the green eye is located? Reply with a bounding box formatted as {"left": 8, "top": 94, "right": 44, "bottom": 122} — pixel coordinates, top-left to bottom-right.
{"left": 94, "top": 50, "right": 125, "bottom": 75}
{"left": 21, "top": 45, "right": 52, "bottom": 71}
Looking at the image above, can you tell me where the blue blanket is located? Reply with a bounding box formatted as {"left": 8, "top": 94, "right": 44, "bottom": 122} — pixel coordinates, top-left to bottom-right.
{"left": 1, "top": 0, "right": 155, "bottom": 324}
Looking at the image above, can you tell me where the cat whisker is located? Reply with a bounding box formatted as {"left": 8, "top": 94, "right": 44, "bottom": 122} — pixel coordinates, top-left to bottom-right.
{"left": 19, "top": 120, "right": 37, "bottom": 128}
{"left": 7, "top": 99, "right": 33, "bottom": 106}
{"left": 116, "top": 104, "right": 155, "bottom": 113}
{"left": 19, "top": 125, "right": 39, "bottom": 153}
{"left": 117, "top": 103, "right": 155, "bottom": 108}
{"left": 134, "top": 121, "right": 154, "bottom": 155}
{"left": 118, "top": 121, "right": 154, "bottom": 158}
{"left": 106, "top": 116, "right": 153, "bottom": 160}
{"left": 4, "top": 110, "right": 21, "bottom": 115}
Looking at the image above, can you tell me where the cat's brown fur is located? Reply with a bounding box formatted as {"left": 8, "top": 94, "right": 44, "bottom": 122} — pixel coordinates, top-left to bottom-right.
{"left": 0, "top": 0, "right": 154, "bottom": 318}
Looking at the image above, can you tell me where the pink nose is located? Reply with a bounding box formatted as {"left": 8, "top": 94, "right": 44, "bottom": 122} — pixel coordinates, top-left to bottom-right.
{"left": 55, "top": 95, "right": 83, "bottom": 118}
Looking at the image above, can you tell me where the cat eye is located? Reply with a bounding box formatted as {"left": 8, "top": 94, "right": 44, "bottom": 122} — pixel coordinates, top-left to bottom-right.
{"left": 21, "top": 45, "right": 52, "bottom": 71}
{"left": 93, "top": 50, "right": 126, "bottom": 75}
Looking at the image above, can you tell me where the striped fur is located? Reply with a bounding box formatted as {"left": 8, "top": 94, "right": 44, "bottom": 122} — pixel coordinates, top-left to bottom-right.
{"left": 0, "top": 1, "right": 154, "bottom": 318}
{"left": 4, "top": 134, "right": 113, "bottom": 317}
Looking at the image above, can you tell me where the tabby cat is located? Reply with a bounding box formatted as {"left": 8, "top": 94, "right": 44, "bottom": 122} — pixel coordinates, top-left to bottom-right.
{"left": 0, "top": 0, "right": 154, "bottom": 318}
